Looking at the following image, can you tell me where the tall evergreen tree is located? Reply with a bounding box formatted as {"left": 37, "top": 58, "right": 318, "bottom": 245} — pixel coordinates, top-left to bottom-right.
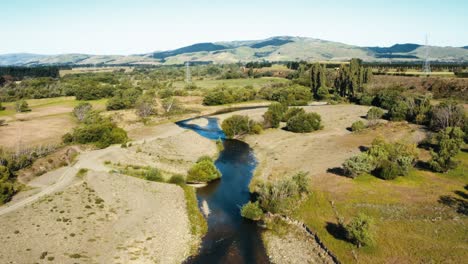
{"left": 310, "top": 63, "right": 327, "bottom": 97}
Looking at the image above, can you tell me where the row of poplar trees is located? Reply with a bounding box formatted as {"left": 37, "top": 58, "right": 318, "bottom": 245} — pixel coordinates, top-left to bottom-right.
{"left": 304, "top": 58, "right": 373, "bottom": 99}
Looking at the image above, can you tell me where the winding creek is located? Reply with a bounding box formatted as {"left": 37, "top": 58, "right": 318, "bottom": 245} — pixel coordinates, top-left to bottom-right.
{"left": 177, "top": 117, "right": 269, "bottom": 263}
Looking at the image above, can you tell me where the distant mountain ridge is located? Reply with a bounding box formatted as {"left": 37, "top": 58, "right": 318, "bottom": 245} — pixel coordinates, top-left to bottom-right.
{"left": 1, "top": 36, "right": 468, "bottom": 66}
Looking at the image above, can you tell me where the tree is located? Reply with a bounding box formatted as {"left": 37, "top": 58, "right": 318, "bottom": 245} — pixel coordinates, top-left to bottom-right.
{"left": 310, "top": 63, "right": 327, "bottom": 98}
{"left": 334, "top": 59, "right": 372, "bottom": 97}
{"left": 430, "top": 101, "right": 465, "bottom": 131}
{"left": 429, "top": 127, "right": 465, "bottom": 172}
{"left": 0, "top": 101, "right": 5, "bottom": 111}
{"left": 187, "top": 157, "right": 221, "bottom": 183}
{"left": 135, "top": 95, "right": 155, "bottom": 118}
{"left": 15, "top": 100, "right": 31, "bottom": 112}
{"left": 221, "top": 115, "right": 262, "bottom": 139}
{"left": 73, "top": 102, "right": 92, "bottom": 122}
{"left": 286, "top": 112, "right": 322, "bottom": 133}
{"left": 263, "top": 102, "right": 286, "bottom": 128}
{"left": 345, "top": 214, "right": 374, "bottom": 247}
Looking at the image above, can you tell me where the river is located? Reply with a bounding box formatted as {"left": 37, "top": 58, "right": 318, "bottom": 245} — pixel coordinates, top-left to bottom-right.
{"left": 176, "top": 117, "right": 269, "bottom": 264}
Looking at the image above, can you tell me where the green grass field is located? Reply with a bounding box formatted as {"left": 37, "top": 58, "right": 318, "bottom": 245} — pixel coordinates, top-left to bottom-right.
{"left": 293, "top": 149, "right": 468, "bottom": 263}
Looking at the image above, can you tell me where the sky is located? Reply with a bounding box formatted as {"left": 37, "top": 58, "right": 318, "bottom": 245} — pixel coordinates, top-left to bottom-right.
{"left": 1, "top": 0, "right": 467, "bottom": 55}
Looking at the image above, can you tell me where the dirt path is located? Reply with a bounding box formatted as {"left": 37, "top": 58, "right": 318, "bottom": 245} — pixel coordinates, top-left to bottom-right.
{"left": 0, "top": 165, "right": 78, "bottom": 217}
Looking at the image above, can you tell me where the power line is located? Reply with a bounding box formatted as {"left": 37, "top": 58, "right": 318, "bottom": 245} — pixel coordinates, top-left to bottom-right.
{"left": 185, "top": 61, "right": 191, "bottom": 83}
{"left": 423, "top": 34, "right": 431, "bottom": 74}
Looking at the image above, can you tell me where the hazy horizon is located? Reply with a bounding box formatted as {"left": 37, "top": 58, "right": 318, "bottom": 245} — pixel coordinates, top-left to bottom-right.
{"left": 1, "top": 0, "right": 467, "bottom": 55}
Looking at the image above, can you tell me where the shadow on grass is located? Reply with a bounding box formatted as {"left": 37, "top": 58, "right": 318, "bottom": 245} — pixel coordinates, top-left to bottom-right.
{"left": 325, "top": 222, "right": 348, "bottom": 242}
{"left": 438, "top": 186, "right": 468, "bottom": 216}
{"left": 358, "top": 146, "right": 369, "bottom": 152}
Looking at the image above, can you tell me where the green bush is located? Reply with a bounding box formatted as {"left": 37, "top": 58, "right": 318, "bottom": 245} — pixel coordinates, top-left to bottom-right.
{"left": 203, "top": 85, "right": 256, "bottom": 106}
{"left": 69, "top": 113, "right": 128, "bottom": 149}
{"left": 389, "top": 100, "right": 409, "bottom": 121}
{"left": 286, "top": 112, "right": 322, "bottom": 133}
{"left": 315, "top": 86, "right": 330, "bottom": 100}
{"left": 145, "top": 167, "right": 163, "bottom": 182}
{"left": 15, "top": 100, "right": 31, "bottom": 112}
{"left": 367, "top": 107, "right": 384, "bottom": 121}
{"left": 221, "top": 115, "right": 262, "bottom": 138}
{"left": 376, "top": 160, "right": 399, "bottom": 180}
{"left": 345, "top": 214, "right": 374, "bottom": 247}
{"left": 281, "top": 107, "right": 305, "bottom": 122}
{"left": 255, "top": 172, "right": 310, "bottom": 214}
{"left": 0, "top": 181, "right": 14, "bottom": 204}
{"left": 168, "top": 174, "right": 186, "bottom": 185}
{"left": 342, "top": 153, "right": 375, "bottom": 178}
{"left": 187, "top": 158, "right": 221, "bottom": 183}
{"left": 240, "top": 201, "right": 263, "bottom": 221}
{"left": 263, "top": 102, "right": 286, "bottom": 128}
{"left": 429, "top": 127, "right": 465, "bottom": 172}
{"left": 358, "top": 94, "right": 374, "bottom": 106}
{"left": 351, "top": 121, "right": 366, "bottom": 132}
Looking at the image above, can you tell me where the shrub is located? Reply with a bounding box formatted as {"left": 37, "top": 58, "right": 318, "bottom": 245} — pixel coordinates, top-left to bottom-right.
{"left": 389, "top": 100, "right": 409, "bottom": 121}
{"left": 256, "top": 173, "right": 310, "bottom": 214}
{"left": 62, "top": 133, "right": 73, "bottom": 144}
{"left": 15, "top": 100, "right": 31, "bottom": 112}
{"left": 73, "top": 102, "right": 92, "bottom": 122}
{"left": 286, "top": 112, "right": 322, "bottom": 133}
{"left": 187, "top": 158, "right": 221, "bottom": 183}
{"left": 281, "top": 107, "right": 305, "bottom": 122}
{"left": 70, "top": 113, "right": 128, "bottom": 148}
{"left": 376, "top": 159, "right": 399, "bottom": 180}
{"left": 345, "top": 214, "right": 374, "bottom": 247}
{"left": 240, "top": 201, "right": 263, "bottom": 221}
{"left": 430, "top": 101, "right": 465, "bottom": 131}
{"left": 145, "top": 167, "right": 163, "bottom": 182}
{"left": 263, "top": 102, "right": 286, "bottom": 128}
{"left": 221, "top": 115, "right": 261, "bottom": 138}
{"left": 358, "top": 94, "right": 374, "bottom": 106}
{"left": 292, "top": 171, "right": 310, "bottom": 194}
{"left": 351, "top": 121, "right": 366, "bottom": 132}
{"left": 367, "top": 107, "right": 384, "bottom": 121}
{"left": 429, "top": 127, "right": 465, "bottom": 172}
{"left": 197, "top": 155, "right": 213, "bottom": 163}
{"left": 342, "top": 153, "right": 375, "bottom": 178}
{"left": 168, "top": 174, "right": 186, "bottom": 185}
{"left": 135, "top": 94, "right": 155, "bottom": 118}
{"left": 0, "top": 102, "right": 5, "bottom": 111}
{"left": 0, "top": 181, "right": 14, "bottom": 204}
{"left": 315, "top": 86, "right": 330, "bottom": 100}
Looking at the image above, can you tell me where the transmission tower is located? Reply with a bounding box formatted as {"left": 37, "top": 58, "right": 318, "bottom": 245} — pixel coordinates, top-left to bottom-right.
{"left": 423, "top": 35, "right": 431, "bottom": 74}
{"left": 185, "top": 61, "right": 192, "bottom": 83}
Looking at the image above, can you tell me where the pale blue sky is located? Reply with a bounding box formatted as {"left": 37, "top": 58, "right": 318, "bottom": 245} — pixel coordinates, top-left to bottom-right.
{"left": 1, "top": 0, "right": 467, "bottom": 55}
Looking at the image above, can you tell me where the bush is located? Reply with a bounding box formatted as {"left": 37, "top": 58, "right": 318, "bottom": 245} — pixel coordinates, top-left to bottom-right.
{"left": 255, "top": 172, "right": 310, "bottom": 214}
{"left": 145, "top": 167, "right": 163, "bottom": 182}
{"left": 62, "top": 133, "right": 73, "bottom": 144}
{"left": 345, "top": 214, "right": 374, "bottom": 247}
{"left": 389, "top": 100, "right": 409, "bottom": 121}
{"left": 168, "top": 174, "right": 186, "bottom": 185}
{"left": 358, "top": 94, "right": 374, "bottom": 106}
{"left": 263, "top": 102, "right": 286, "bottom": 128}
{"left": 281, "top": 107, "right": 305, "bottom": 122}
{"left": 351, "top": 121, "right": 366, "bottom": 132}
{"left": 342, "top": 153, "right": 375, "bottom": 178}
{"left": 15, "top": 100, "right": 31, "bottom": 112}
{"left": 430, "top": 101, "right": 465, "bottom": 131}
{"left": 69, "top": 113, "right": 128, "bottom": 148}
{"left": 367, "top": 107, "right": 384, "bottom": 121}
{"left": 429, "top": 127, "right": 465, "bottom": 172}
{"left": 315, "top": 86, "right": 330, "bottom": 100}
{"left": 187, "top": 158, "right": 221, "bottom": 183}
{"left": 221, "top": 115, "right": 261, "bottom": 138}
{"left": 0, "top": 181, "right": 15, "bottom": 204}
{"left": 240, "top": 201, "right": 263, "bottom": 221}
{"left": 286, "top": 112, "right": 322, "bottom": 133}
{"left": 376, "top": 159, "right": 399, "bottom": 180}
{"left": 73, "top": 102, "right": 92, "bottom": 122}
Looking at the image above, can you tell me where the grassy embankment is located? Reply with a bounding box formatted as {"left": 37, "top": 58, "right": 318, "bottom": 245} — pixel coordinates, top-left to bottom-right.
{"left": 293, "top": 149, "right": 467, "bottom": 263}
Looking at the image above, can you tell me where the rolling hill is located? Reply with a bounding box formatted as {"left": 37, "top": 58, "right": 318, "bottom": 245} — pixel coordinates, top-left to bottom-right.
{"left": 1, "top": 36, "right": 468, "bottom": 66}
